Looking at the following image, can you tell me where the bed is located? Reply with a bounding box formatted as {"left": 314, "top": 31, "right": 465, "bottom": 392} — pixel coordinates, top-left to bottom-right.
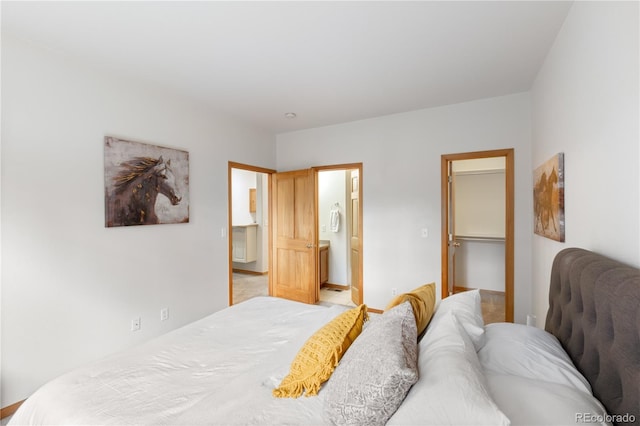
{"left": 9, "top": 248, "right": 639, "bottom": 425}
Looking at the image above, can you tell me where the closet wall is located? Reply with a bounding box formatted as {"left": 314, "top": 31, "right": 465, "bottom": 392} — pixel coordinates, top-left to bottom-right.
{"left": 453, "top": 158, "right": 505, "bottom": 293}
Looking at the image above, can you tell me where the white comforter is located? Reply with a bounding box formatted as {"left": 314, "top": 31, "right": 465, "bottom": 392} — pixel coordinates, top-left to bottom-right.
{"left": 10, "top": 294, "right": 610, "bottom": 426}
{"left": 10, "top": 297, "right": 349, "bottom": 426}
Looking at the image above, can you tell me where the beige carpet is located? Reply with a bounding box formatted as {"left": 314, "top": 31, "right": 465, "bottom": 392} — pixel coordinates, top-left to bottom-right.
{"left": 479, "top": 289, "right": 505, "bottom": 324}
{"left": 232, "top": 273, "right": 355, "bottom": 307}
{"left": 232, "top": 273, "right": 269, "bottom": 304}
{"left": 235, "top": 274, "right": 504, "bottom": 321}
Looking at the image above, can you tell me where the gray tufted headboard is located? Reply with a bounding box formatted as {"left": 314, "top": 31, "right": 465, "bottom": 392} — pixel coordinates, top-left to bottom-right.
{"left": 545, "top": 248, "right": 639, "bottom": 425}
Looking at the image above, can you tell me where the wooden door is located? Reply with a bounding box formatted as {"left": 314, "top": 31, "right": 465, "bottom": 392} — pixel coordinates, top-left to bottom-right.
{"left": 271, "top": 168, "right": 318, "bottom": 304}
{"left": 446, "top": 162, "right": 459, "bottom": 297}
{"left": 350, "top": 169, "right": 362, "bottom": 305}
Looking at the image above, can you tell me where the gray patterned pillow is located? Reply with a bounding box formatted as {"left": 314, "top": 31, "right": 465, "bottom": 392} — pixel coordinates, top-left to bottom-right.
{"left": 323, "top": 302, "right": 418, "bottom": 426}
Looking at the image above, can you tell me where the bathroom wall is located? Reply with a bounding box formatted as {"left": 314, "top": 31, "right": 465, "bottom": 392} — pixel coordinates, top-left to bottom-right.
{"left": 318, "top": 170, "right": 349, "bottom": 285}
{"left": 231, "top": 168, "right": 257, "bottom": 226}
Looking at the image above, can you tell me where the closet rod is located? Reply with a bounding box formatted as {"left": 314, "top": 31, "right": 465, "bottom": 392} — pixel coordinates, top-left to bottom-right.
{"left": 455, "top": 235, "right": 505, "bottom": 242}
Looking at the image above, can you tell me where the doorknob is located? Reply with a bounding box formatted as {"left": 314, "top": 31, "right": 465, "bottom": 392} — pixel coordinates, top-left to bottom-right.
{"left": 452, "top": 241, "right": 461, "bottom": 248}
{"left": 306, "top": 243, "right": 313, "bottom": 248}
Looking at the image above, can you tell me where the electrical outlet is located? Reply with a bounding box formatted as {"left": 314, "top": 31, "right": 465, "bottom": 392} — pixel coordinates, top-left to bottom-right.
{"left": 160, "top": 308, "right": 169, "bottom": 321}
{"left": 131, "top": 317, "right": 141, "bottom": 331}
{"left": 391, "top": 287, "right": 397, "bottom": 296}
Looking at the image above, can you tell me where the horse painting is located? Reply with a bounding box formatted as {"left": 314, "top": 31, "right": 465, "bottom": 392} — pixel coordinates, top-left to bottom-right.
{"left": 534, "top": 167, "right": 558, "bottom": 232}
{"left": 533, "top": 153, "right": 564, "bottom": 241}
{"left": 104, "top": 137, "right": 189, "bottom": 227}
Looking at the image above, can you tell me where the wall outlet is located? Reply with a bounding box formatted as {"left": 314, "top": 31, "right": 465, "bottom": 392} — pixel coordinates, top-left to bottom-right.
{"left": 160, "top": 308, "right": 169, "bottom": 321}
{"left": 391, "top": 287, "right": 397, "bottom": 296}
{"left": 131, "top": 317, "right": 141, "bottom": 331}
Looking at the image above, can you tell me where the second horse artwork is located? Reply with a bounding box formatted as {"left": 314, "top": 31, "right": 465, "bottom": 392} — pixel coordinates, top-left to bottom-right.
{"left": 533, "top": 152, "right": 564, "bottom": 242}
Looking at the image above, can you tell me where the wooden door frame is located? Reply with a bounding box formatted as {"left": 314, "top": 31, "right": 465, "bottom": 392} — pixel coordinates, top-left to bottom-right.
{"left": 228, "top": 162, "right": 276, "bottom": 306}
{"left": 440, "top": 149, "right": 514, "bottom": 322}
{"left": 314, "top": 163, "right": 364, "bottom": 305}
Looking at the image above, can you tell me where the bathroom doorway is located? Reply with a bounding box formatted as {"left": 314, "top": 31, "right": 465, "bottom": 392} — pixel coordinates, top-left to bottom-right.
{"left": 317, "top": 168, "right": 360, "bottom": 307}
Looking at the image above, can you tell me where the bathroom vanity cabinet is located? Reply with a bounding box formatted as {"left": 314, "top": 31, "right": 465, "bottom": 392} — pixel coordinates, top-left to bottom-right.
{"left": 232, "top": 224, "right": 258, "bottom": 263}
{"left": 319, "top": 241, "right": 329, "bottom": 284}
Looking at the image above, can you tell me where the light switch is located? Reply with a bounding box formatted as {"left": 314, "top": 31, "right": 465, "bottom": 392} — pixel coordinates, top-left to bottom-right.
{"left": 421, "top": 228, "right": 429, "bottom": 238}
{"left": 131, "top": 317, "right": 141, "bottom": 331}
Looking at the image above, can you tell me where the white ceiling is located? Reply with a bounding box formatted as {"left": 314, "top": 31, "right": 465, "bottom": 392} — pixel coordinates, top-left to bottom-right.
{"left": 2, "top": 1, "right": 572, "bottom": 134}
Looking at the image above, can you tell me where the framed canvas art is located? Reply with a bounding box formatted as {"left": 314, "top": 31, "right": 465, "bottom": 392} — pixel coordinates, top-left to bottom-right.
{"left": 533, "top": 152, "right": 564, "bottom": 242}
{"left": 104, "top": 136, "right": 189, "bottom": 227}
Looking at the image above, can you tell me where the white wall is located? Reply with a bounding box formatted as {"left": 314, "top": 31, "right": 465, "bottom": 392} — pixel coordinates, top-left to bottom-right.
{"left": 231, "top": 169, "right": 257, "bottom": 226}
{"left": 276, "top": 92, "right": 533, "bottom": 320}
{"left": 454, "top": 171, "right": 505, "bottom": 238}
{"left": 318, "top": 170, "right": 349, "bottom": 285}
{"left": 455, "top": 240, "right": 505, "bottom": 293}
{"left": 531, "top": 1, "right": 639, "bottom": 327}
{"left": 0, "top": 37, "right": 275, "bottom": 406}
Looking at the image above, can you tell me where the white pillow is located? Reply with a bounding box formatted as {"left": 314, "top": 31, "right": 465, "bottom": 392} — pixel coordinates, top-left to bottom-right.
{"left": 387, "top": 311, "right": 510, "bottom": 426}
{"left": 485, "top": 373, "right": 609, "bottom": 426}
{"left": 430, "top": 289, "right": 485, "bottom": 350}
{"left": 478, "top": 322, "right": 592, "bottom": 393}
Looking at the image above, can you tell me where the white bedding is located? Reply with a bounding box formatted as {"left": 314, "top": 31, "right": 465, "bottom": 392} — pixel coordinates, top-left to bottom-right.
{"left": 10, "top": 293, "right": 610, "bottom": 426}
{"left": 10, "top": 297, "right": 349, "bottom": 425}
{"left": 478, "top": 322, "right": 610, "bottom": 426}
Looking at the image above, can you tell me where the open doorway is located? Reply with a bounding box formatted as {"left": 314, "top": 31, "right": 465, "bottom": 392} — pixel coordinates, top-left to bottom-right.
{"left": 316, "top": 169, "right": 358, "bottom": 307}
{"left": 228, "top": 163, "right": 274, "bottom": 305}
{"left": 441, "top": 149, "right": 514, "bottom": 323}
{"left": 228, "top": 162, "right": 363, "bottom": 308}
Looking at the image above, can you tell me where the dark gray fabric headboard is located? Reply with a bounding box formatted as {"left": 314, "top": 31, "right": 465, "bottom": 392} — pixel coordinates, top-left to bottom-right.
{"left": 545, "top": 248, "right": 639, "bottom": 425}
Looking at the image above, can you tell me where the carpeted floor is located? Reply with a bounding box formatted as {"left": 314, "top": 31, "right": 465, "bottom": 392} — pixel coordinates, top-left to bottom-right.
{"left": 233, "top": 273, "right": 505, "bottom": 322}
{"left": 232, "top": 273, "right": 355, "bottom": 307}
{"left": 479, "top": 290, "right": 505, "bottom": 324}
{"left": 232, "top": 273, "right": 269, "bottom": 304}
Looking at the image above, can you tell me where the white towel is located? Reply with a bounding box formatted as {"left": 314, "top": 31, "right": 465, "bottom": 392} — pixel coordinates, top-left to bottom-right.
{"left": 330, "top": 208, "right": 340, "bottom": 232}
